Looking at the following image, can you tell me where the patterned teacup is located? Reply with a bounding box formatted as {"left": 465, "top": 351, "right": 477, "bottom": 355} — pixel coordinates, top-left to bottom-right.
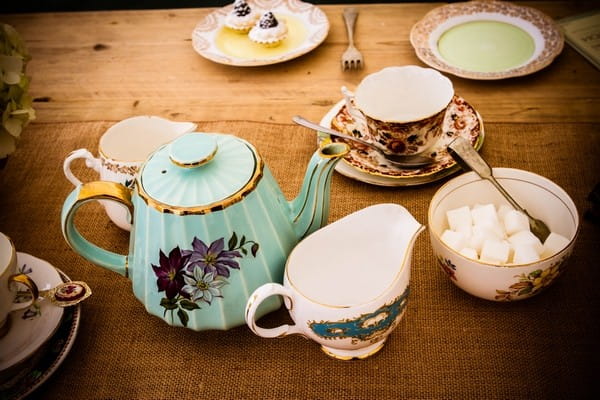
{"left": 245, "top": 204, "right": 424, "bottom": 360}
{"left": 0, "top": 232, "right": 39, "bottom": 338}
{"left": 342, "top": 65, "right": 454, "bottom": 156}
{"left": 63, "top": 116, "right": 196, "bottom": 230}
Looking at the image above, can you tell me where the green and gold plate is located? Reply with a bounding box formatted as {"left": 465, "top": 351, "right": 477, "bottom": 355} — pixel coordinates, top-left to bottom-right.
{"left": 410, "top": 1, "right": 564, "bottom": 80}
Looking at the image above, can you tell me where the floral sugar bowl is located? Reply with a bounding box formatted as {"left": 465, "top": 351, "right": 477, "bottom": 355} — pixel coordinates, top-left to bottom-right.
{"left": 61, "top": 132, "right": 349, "bottom": 330}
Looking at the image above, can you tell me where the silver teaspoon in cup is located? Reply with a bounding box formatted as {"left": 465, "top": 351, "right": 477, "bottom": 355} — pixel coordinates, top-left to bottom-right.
{"left": 447, "top": 136, "right": 551, "bottom": 243}
{"left": 292, "top": 115, "right": 434, "bottom": 169}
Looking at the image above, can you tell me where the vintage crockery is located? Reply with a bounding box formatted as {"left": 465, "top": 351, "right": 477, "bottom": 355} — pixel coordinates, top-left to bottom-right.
{"left": 428, "top": 168, "right": 579, "bottom": 301}
{"left": 0, "top": 252, "right": 64, "bottom": 377}
{"left": 63, "top": 115, "right": 197, "bottom": 231}
{"left": 319, "top": 95, "right": 484, "bottom": 186}
{"left": 0, "top": 233, "right": 39, "bottom": 339}
{"left": 61, "top": 132, "right": 349, "bottom": 331}
{"left": 192, "top": 0, "right": 329, "bottom": 67}
{"left": 0, "top": 267, "right": 80, "bottom": 396}
{"left": 245, "top": 204, "right": 424, "bottom": 360}
{"left": 410, "top": 1, "right": 564, "bottom": 80}
{"left": 342, "top": 65, "right": 454, "bottom": 156}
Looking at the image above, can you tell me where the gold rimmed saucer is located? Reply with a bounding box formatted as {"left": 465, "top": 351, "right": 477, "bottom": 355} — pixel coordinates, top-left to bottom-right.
{"left": 409, "top": 1, "right": 564, "bottom": 80}
{"left": 0, "top": 253, "right": 64, "bottom": 377}
{"left": 318, "top": 95, "right": 484, "bottom": 187}
{"left": 0, "top": 266, "right": 81, "bottom": 399}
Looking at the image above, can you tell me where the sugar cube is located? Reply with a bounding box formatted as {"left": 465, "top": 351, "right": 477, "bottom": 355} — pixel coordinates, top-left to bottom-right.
{"left": 459, "top": 247, "right": 478, "bottom": 260}
{"left": 471, "top": 204, "right": 504, "bottom": 238}
{"left": 503, "top": 210, "right": 529, "bottom": 236}
{"left": 480, "top": 239, "right": 510, "bottom": 264}
{"left": 512, "top": 243, "right": 541, "bottom": 264}
{"left": 446, "top": 206, "right": 472, "bottom": 232}
{"left": 468, "top": 224, "right": 502, "bottom": 253}
{"left": 541, "top": 232, "right": 571, "bottom": 258}
{"left": 471, "top": 204, "right": 499, "bottom": 226}
{"left": 497, "top": 204, "right": 513, "bottom": 221}
{"left": 441, "top": 229, "right": 467, "bottom": 252}
{"left": 508, "top": 230, "right": 543, "bottom": 255}
{"left": 455, "top": 224, "right": 472, "bottom": 241}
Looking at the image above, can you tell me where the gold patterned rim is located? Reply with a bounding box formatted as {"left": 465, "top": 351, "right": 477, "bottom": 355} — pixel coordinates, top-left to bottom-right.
{"left": 2, "top": 267, "right": 81, "bottom": 399}
{"left": 319, "top": 96, "right": 484, "bottom": 187}
{"left": 320, "top": 339, "right": 387, "bottom": 360}
{"left": 168, "top": 146, "right": 218, "bottom": 168}
{"left": 192, "top": 0, "right": 329, "bottom": 66}
{"left": 410, "top": 1, "right": 564, "bottom": 80}
{"left": 136, "top": 149, "right": 264, "bottom": 215}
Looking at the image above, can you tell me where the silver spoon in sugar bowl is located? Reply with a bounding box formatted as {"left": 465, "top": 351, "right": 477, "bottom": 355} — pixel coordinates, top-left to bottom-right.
{"left": 447, "top": 136, "right": 551, "bottom": 243}
{"left": 292, "top": 115, "right": 435, "bottom": 169}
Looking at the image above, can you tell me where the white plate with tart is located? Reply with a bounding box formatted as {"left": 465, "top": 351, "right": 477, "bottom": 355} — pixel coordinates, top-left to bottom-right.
{"left": 192, "top": 0, "right": 329, "bottom": 66}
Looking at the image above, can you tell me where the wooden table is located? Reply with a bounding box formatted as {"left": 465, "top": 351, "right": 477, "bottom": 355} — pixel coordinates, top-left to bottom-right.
{"left": 1, "top": 2, "right": 599, "bottom": 399}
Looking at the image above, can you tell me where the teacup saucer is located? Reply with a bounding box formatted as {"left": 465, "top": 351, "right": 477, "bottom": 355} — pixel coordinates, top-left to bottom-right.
{"left": 1, "top": 268, "right": 81, "bottom": 399}
{"left": 0, "top": 253, "right": 64, "bottom": 374}
{"left": 319, "top": 95, "right": 485, "bottom": 186}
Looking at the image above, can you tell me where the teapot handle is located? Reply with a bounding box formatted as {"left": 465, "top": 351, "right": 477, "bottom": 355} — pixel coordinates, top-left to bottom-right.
{"left": 245, "top": 283, "right": 302, "bottom": 338}
{"left": 61, "top": 181, "right": 132, "bottom": 277}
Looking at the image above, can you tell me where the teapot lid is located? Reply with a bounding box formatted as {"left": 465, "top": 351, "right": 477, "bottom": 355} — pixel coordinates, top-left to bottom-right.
{"left": 137, "top": 132, "right": 263, "bottom": 214}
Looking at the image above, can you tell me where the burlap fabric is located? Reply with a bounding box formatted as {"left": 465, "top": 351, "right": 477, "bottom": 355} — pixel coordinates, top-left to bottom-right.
{"left": 1, "top": 120, "right": 598, "bottom": 399}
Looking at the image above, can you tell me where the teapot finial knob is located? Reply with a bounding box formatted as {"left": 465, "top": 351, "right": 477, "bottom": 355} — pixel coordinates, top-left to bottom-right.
{"left": 169, "top": 133, "right": 218, "bottom": 168}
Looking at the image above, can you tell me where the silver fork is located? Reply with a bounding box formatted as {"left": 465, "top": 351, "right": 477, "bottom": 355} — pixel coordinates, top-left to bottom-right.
{"left": 341, "top": 8, "right": 363, "bottom": 71}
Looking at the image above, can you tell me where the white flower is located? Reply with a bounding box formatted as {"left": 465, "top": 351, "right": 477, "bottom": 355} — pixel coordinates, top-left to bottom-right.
{"left": 181, "top": 267, "right": 227, "bottom": 305}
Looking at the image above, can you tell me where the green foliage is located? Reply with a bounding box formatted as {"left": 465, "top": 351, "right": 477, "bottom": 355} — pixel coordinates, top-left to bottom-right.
{"left": 0, "top": 23, "right": 35, "bottom": 160}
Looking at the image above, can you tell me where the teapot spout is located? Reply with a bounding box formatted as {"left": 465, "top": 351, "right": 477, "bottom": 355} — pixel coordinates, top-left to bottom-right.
{"left": 289, "top": 143, "right": 349, "bottom": 239}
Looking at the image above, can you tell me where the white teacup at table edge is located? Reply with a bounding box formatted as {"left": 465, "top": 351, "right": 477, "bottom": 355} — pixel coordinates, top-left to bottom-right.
{"left": 63, "top": 116, "right": 197, "bottom": 231}
{"left": 0, "top": 232, "right": 39, "bottom": 339}
{"left": 342, "top": 65, "right": 454, "bottom": 156}
{"left": 245, "top": 204, "right": 424, "bottom": 360}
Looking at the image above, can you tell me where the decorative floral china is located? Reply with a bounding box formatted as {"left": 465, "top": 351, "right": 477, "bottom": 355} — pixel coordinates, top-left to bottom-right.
{"left": 62, "top": 132, "right": 349, "bottom": 331}
{"left": 428, "top": 168, "right": 579, "bottom": 301}
{"left": 246, "top": 204, "right": 424, "bottom": 360}
{"left": 319, "top": 96, "right": 484, "bottom": 186}
{"left": 0, "top": 269, "right": 80, "bottom": 400}
{"left": 410, "top": 1, "right": 564, "bottom": 80}
{"left": 63, "top": 116, "right": 197, "bottom": 231}
{"left": 341, "top": 66, "right": 455, "bottom": 156}
{"left": 0, "top": 253, "right": 64, "bottom": 375}
{"left": 192, "top": 0, "right": 329, "bottom": 66}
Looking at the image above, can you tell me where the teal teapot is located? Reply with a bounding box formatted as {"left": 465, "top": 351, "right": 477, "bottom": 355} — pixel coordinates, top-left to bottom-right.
{"left": 61, "top": 132, "right": 349, "bottom": 330}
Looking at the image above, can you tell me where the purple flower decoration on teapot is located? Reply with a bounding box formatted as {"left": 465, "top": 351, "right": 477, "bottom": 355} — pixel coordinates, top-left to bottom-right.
{"left": 152, "top": 233, "right": 259, "bottom": 327}
{"left": 151, "top": 246, "right": 190, "bottom": 299}
{"left": 183, "top": 237, "right": 241, "bottom": 278}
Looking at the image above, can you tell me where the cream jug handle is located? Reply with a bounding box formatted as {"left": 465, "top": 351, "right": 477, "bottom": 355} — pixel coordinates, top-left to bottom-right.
{"left": 245, "top": 283, "right": 302, "bottom": 338}
{"left": 61, "top": 181, "right": 132, "bottom": 276}
{"left": 63, "top": 148, "right": 103, "bottom": 186}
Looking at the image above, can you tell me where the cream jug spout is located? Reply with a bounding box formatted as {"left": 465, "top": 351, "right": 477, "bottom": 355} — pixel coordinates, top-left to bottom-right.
{"left": 289, "top": 143, "right": 350, "bottom": 239}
